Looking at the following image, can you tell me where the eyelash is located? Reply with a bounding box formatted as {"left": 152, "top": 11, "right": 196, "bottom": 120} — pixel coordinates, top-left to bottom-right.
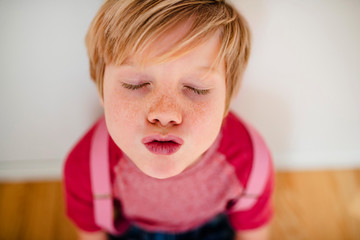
{"left": 121, "top": 83, "right": 210, "bottom": 95}
{"left": 121, "top": 82, "right": 150, "bottom": 90}
{"left": 185, "top": 86, "right": 210, "bottom": 95}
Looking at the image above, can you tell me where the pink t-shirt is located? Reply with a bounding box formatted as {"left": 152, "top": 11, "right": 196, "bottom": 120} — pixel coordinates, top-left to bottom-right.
{"left": 63, "top": 112, "right": 274, "bottom": 233}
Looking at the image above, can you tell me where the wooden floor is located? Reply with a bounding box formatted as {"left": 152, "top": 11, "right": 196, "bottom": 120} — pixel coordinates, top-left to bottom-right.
{"left": 0, "top": 169, "right": 359, "bottom": 240}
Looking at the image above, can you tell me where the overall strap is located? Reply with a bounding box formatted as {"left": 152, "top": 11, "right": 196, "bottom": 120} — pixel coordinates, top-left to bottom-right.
{"left": 234, "top": 119, "right": 272, "bottom": 211}
{"left": 90, "top": 116, "right": 121, "bottom": 235}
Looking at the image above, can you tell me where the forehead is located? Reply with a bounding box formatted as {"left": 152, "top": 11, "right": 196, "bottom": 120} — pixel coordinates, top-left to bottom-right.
{"left": 123, "top": 22, "right": 224, "bottom": 72}
{"left": 141, "top": 20, "right": 193, "bottom": 60}
{"left": 120, "top": 37, "right": 225, "bottom": 82}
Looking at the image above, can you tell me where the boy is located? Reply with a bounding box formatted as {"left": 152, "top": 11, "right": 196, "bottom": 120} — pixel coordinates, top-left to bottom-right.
{"left": 64, "top": 0, "right": 274, "bottom": 239}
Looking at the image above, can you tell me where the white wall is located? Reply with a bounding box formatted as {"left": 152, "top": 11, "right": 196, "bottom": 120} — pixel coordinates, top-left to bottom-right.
{"left": 231, "top": 0, "right": 360, "bottom": 169}
{"left": 0, "top": 0, "right": 104, "bottom": 179}
{"left": 1, "top": 0, "right": 359, "bottom": 180}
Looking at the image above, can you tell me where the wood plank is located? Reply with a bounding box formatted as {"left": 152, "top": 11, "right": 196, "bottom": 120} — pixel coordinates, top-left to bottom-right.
{"left": 270, "top": 169, "right": 360, "bottom": 240}
{"left": 0, "top": 182, "right": 27, "bottom": 240}
{"left": 0, "top": 181, "right": 77, "bottom": 240}
{"left": 0, "top": 169, "right": 359, "bottom": 240}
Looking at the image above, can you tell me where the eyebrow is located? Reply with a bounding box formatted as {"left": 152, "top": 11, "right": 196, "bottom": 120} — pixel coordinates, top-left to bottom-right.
{"left": 120, "top": 59, "right": 223, "bottom": 78}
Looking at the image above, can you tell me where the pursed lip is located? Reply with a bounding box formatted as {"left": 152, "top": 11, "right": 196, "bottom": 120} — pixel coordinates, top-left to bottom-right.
{"left": 141, "top": 134, "right": 184, "bottom": 145}
{"left": 141, "top": 134, "right": 184, "bottom": 155}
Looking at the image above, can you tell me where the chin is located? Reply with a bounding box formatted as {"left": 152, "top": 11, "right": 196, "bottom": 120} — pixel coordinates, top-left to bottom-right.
{"left": 142, "top": 164, "right": 184, "bottom": 179}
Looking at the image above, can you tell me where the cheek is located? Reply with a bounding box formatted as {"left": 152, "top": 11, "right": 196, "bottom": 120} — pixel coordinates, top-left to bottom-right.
{"left": 104, "top": 90, "right": 143, "bottom": 129}
{"left": 185, "top": 97, "right": 224, "bottom": 134}
{"left": 186, "top": 102, "right": 210, "bottom": 126}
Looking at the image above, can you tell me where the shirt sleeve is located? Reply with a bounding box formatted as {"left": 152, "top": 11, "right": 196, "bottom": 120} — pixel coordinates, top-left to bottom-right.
{"left": 220, "top": 112, "right": 275, "bottom": 231}
{"left": 227, "top": 157, "right": 275, "bottom": 231}
{"left": 63, "top": 125, "right": 102, "bottom": 232}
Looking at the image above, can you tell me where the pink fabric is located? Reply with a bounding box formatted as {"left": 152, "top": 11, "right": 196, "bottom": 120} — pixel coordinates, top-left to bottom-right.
{"left": 230, "top": 118, "right": 271, "bottom": 211}
{"left": 90, "top": 117, "right": 129, "bottom": 235}
{"left": 63, "top": 111, "right": 274, "bottom": 233}
{"left": 112, "top": 136, "right": 243, "bottom": 232}
{"left": 63, "top": 120, "right": 123, "bottom": 232}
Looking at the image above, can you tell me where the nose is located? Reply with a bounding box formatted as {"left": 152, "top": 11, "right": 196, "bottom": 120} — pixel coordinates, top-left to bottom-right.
{"left": 147, "top": 95, "right": 182, "bottom": 127}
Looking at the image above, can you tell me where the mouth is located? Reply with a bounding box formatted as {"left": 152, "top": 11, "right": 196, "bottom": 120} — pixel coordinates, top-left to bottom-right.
{"left": 142, "top": 135, "right": 184, "bottom": 155}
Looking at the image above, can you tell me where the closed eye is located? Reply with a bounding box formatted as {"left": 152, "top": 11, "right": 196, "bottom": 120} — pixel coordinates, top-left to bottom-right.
{"left": 121, "top": 82, "right": 150, "bottom": 90}
{"left": 185, "top": 86, "right": 210, "bottom": 95}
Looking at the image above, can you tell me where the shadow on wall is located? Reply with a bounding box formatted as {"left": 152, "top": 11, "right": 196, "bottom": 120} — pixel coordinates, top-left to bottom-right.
{"left": 231, "top": 85, "right": 291, "bottom": 169}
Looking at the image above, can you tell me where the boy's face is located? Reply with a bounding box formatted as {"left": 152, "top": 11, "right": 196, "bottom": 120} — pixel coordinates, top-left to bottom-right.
{"left": 101, "top": 24, "right": 226, "bottom": 179}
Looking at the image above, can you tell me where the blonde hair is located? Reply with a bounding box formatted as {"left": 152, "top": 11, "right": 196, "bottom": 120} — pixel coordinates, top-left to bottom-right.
{"left": 85, "top": 0, "right": 251, "bottom": 114}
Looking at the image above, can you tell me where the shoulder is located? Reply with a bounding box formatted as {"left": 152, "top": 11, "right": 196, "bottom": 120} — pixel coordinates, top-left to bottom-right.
{"left": 219, "top": 112, "right": 275, "bottom": 230}
{"left": 218, "top": 111, "right": 254, "bottom": 186}
{"left": 218, "top": 111, "right": 273, "bottom": 189}
{"left": 63, "top": 118, "right": 101, "bottom": 210}
{"left": 63, "top": 120, "right": 98, "bottom": 179}
{"left": 62, "top": 118, "right": 101, "bottom": 231}
{"left": 62, "top": 116, "right": 123, "bottom": 232}
{"left": 218, "top": 111, "right": 253, "bottom": 158}
{"left": 63, "top": 117, "right": 122, "bottom": 179}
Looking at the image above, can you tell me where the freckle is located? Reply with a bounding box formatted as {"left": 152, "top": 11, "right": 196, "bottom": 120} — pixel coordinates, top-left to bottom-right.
{"left": 147, "top": 94, "right": 182, "bottom": 118}
{"left": 187, "top": 102, "right": 209, "bottom": 126}
{"left": 111, "top": 98, "right": 141, "bottom": 124}
{"left": 123, "top": 102, "right": 141, "bottom": 120}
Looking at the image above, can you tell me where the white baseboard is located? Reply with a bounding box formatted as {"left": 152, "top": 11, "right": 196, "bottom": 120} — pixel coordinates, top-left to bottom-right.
{"left": 274, "top": 152, "right": 360, "bottom": 171}
{"left": 0, "top": 159, "right": 63, "bottom": 182}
